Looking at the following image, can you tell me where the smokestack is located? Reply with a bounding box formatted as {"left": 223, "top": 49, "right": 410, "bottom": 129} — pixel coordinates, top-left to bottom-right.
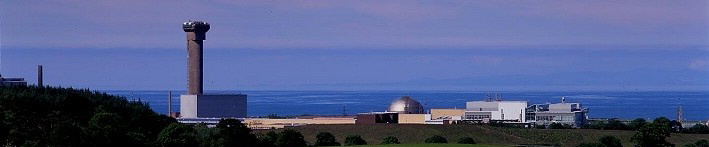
{"left": 37, "top": 65, "right": 43, "bottom": 87}
{"left": 168, "top": 91, "right": 172, "bottom": 117}
{"left": 182, "top": 21, "right": 210, "bottom": 95}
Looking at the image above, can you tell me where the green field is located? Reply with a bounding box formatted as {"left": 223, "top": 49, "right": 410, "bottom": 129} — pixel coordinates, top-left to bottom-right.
{"left": 260, "top": 124, "right": 709, "bottom": 147}
{"left": 351, "top": 144, "right": 504, "bottom": 147}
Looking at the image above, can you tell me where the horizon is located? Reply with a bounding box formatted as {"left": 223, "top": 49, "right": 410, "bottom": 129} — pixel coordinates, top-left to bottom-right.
{"left": 1, "top": 1, "right": 708, "bottom": 91}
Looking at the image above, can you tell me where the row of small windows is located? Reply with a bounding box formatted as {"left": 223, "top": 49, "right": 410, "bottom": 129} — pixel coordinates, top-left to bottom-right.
{"left": 532, "top": 115, "right": 575, "bottom": 121}
{"left": 464, "top": 115, "right": 491, "bottom": 120}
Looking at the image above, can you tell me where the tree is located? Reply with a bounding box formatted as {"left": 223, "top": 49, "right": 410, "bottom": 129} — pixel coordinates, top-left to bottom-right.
{"left": 314, "top": 132, "right": 340, "bottom": 146}
{"left": 688, "top": 124, "right": 709, "bottom": 134}
{"left": 425, "top": 135, "right": 448, "bottom": 143}
{"left": 599, "top": 135, "right": 622, "bottom": 147}
{"left": 577, "top": 142, "right": 606, "bottom": 147}
{"left": 344, "top": 135, "right": 367, "bottom": 146}
{"left": 548, "top": 122, "right": 569, "bottom": 129}
{"left": 631, "top": 122, "right": 673, "bottom": 147}
{"left": 0, "top": 114, "right": 7, "bottom": 146}
{"left": 653, "top": 117, "right": 671, "bottom": 126}
{"left": 457, "top": 137, "right": 476, "bottom": 144}
{"left": 629, "top": 118, "right": 648, "bottom": 130}
{"left": 604, "top": 119, "right": 628, "bottom": 130}
{"left": 214, "top": 118, "right": 259, "bottom": 146}
{"left": 88, "top": 112, "right": 128, "bottom": 146}
{"left": 257, "top": 131, "right": 280, "bottom": 147}
{"left": 381, "top": 136, "right": 400, "bottom": 144}
{"left": 154, "top": 123, "right": 199, "bottom": 147}
{"left": 696, "top": 139, "right": 709, "bottom": 147}
{"left": 276, "top": 129, "right": 307, "bottom": 147}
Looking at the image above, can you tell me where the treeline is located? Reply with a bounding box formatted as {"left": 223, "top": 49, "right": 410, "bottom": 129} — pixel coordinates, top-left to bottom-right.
{"left": 0, "top": 86, "right": 176, "bottom": 147}
{"left": 583, "top": 117, "right": 709, "bottom": 134}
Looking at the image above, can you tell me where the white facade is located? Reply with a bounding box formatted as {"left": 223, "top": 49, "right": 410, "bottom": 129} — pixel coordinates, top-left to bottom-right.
{"left": 465, "top": 101, "right": 527, "bottom": 122}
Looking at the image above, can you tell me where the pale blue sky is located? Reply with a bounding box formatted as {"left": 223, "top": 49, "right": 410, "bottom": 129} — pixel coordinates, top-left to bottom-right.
{"left": 1, "top": 1, "right": 708, "bottom": 91}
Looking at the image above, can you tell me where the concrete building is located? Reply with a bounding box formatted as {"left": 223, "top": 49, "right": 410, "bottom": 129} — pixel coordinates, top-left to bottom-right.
{"left": 464, "top": 100, "right": 527, "bottom": 123}
{"left": 387, "top": 96, "right": 424, "bottom": 114}
{"left": 179, "top": 21, "right": 247, "bottom": 118}
{"left": 0, "top": 74, "right": 27, "bottom": 87}
{"left": 526, "top": 97, "right": 588, "bottom": 127}
{"left": 430, "top": 108, "right": 465, "bottom": 120}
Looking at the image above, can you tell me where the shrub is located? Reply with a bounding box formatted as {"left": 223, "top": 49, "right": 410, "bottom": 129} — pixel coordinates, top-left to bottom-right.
{"left": 275, "top": 129, "right": 307, "bottom": 147}
{"left": 425, "top": 135, "right": 448, "bottom": 143}
{"left": 576, "top": 142, "right": 606, "bottom": 147}
{"left": 457, "top": 137, "right": 476, "bottom": 144}
{"left": 548, "top": 122, "right": 568, "bottom": 129}
{"left": 314, "top": 132, "right": 340, "bottom": 146}
{"left": 629, "top": 118, "right": 648, "bottom": 130}
{"left": 380, "top": 136, "right": 400, "bottom": 144}
{"left": 154, "top": 123, "right": 199, "bottom": 147}
{"left": 599, "top": 135, "right": 622, "bottom": 147}
{"left": 689, "top": 124, "right": 709, "bottom": 134}
{"left": 344, "top": 135, "right": 367, "bottom": 146}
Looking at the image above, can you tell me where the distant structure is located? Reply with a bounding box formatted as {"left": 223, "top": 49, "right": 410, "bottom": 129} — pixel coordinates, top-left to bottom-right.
{"left": 37, "top": 65, "right": 43, "bottom": 87}
{"left": 526, "top": 97, "right": 588, "bottom": 127}
{"left": 179, "top": 21, "right": 247, "bottom": 118}
{"left": 0, "top": 74, "right": 26, "bottom": 87}
{"left": 678, "top": 98, "right": 683, "bottom": 124}
{"left": 387, "top": 96, "right": 424, "bottom": 114}
{"left": 465, "top": 99, "right": 528, "bottom": 123}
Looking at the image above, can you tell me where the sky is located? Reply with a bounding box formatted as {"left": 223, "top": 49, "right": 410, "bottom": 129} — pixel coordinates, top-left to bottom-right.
{"left": 0, "top": 1, "right": 708, "bottom": 91}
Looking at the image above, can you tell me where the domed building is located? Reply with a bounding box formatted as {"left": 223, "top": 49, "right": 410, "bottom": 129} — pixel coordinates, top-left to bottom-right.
{"left": 387, "top": 96, "right": 424, "bottom": 114}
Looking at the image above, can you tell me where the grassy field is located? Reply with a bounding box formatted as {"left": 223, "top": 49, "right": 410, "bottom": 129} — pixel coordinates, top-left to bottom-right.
{"left": 350, "top": 144, "right": 504, "bottom": 147}
{"left": 257, "top": 124, "right": 709, "bottom": 147}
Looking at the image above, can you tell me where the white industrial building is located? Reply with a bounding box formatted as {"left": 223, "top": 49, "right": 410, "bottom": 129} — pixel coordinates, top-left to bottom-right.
{"left": 526, "top": 97, "right": 588, "bottom": 127}
{"left": 464, "top": 100, "right": 528, "bottom": 123}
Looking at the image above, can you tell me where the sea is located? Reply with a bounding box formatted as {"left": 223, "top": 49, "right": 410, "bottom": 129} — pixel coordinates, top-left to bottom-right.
{"left": 102, "top": 90, "right": 709, "bottom": 121}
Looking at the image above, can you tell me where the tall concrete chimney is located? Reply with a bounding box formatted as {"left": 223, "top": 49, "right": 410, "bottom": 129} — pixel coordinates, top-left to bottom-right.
{"left": 182, "top": 21, "right": 210, "bottom": 95}
{"left": 37, "top": 65, "right": 43, "bottom": 87}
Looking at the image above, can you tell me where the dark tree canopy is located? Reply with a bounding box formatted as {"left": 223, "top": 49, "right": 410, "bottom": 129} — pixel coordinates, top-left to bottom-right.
{"left": 344, "top": 135, "right": 367, "bottom": 146}
{"left": 577, "top": 142, "right": 606, "bottom": 147}
{"left": 599, "top": 135, "right": 623, "bottom": 147}
{"left": 689, "top": 124, "right": 709, "bottom": 134}
{"left": 381, "top": 136, "right": 400, "bottom": 144}
{"left": 629, "top": 118, "right": 648, "bottom": 130}
{"left": 631, "top": 122, "right": 673, "bottom": 147}
{"left": 276, "top": 129, "right": 307, "bottom": 147}
{"left": 0, "top": 86, "right": 175, "bottom": 147}
{"left": 425, "top": 135, "right": 448, "bottom": 143}
{"left": 457, "top": 137, "right": 476, "bottom": 144}
{"left": 154, "top": 123, "right": 199, "bottom": 147}
{"left": 315, "top": 132, "right": 340, "bottom": 146}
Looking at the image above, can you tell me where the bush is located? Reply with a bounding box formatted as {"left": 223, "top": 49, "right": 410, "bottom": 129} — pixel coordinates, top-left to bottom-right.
{"left": 604, "top": 120, "right": 628, "bottom": 130}
{"left": 689, "top": 124, "right": 709, "bottom": 134}
{"left": 380, "top": 136, "right": 400, "bottom": 144}
{"left": 276, "top": 129, "right": 307, "bottom": 147}
{"left": 425, "top": 135, "right": 448, "bottom": 143}
{"left": 344, "top": 135, "right": 367, "bottom": 146}
{"left": 548, "top": 122, "right": 569, "bottom": 129}
{"left": 457, "top": 137, "right": 476, "bottom": 144}
{"left": 314, "top": 132, "right": 340, "bottom": 146}
{"left": 629, "top": 118, "right": 648, "bottom": 130}
{"left": 599, "top": 135, "right": 622, "bottom": 147}
{"left": 696, "top": 139, "right": 709, "bottom": 147}
{"left": 577, "top": 142, "right": 606, "bottom": 147}
{"left": 154, "top": 123, "right": 199, "bottom": 147}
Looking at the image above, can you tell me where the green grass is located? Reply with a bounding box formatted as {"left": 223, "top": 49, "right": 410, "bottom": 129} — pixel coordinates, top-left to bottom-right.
{"left": 351, "top": 144, "right": 505, "bottom": 147}
{"left": 256, "top": 124, "right": 709, "bottom": 147}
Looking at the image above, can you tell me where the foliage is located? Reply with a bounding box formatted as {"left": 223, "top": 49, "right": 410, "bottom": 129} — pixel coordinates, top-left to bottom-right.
{"left": 598, "top": 136, "right": 622, "bottom": 147}
{"left": 696, "top": 139, "right": 709, "bottom": 147}
{"left": 315, "top": 132, "right": 341, "bottom": 146}
{"left": 154, "top": 123, "right": 199, "bottom": 147}
{"left": 548, "top": 123, "right": 572, "bottom": 129}
{"left": 257, "top": 131, "right": 280, "bottom": 147}
{"left": 629, "top": 118, "right": 648, "bottom": 130}
{"left": 604, "top": 120, "right": 628, "bottom": 130}
{"left": 653, "top": 117, "right": 671, "bottom": 126}
{"left": 381, "top": 136, "right": 400, "bottom": 144}
{"left": 457, "top": 137, "right": 476, "bottom": 144}
{"left": 0, "top": 86, "right": 175, "bottom": 147}
{"left": 425, "top": 135, "right": 448, "bottom": 143}
{"left": 211, "top": 118, "right": 259, "bottom": 146}
{"left": 276, "top": 129, "right": 307, "bottom": 147}
{"left": 688, "top": 124, "right": 709, "bottom": 134}
{"left": 0, "top": 114, "right": 7, "bottom": 146}
{"left": 576, "top": 142, "right": 606, "bottom": 147}
{"left": 631, "top": 122, "right": 673, "bottom": 147}
{"left": 345, "top": 135, "right": 368, "bottom": 146}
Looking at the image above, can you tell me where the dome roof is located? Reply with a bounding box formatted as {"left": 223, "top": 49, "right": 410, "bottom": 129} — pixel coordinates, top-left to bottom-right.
{"left": 387, "top": 96, "right": 424, "bottom": 114}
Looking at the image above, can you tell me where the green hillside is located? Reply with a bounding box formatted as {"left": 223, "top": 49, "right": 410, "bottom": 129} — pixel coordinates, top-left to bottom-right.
{"left": 281, "top": 124, "right": 709, "bottom": 147}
